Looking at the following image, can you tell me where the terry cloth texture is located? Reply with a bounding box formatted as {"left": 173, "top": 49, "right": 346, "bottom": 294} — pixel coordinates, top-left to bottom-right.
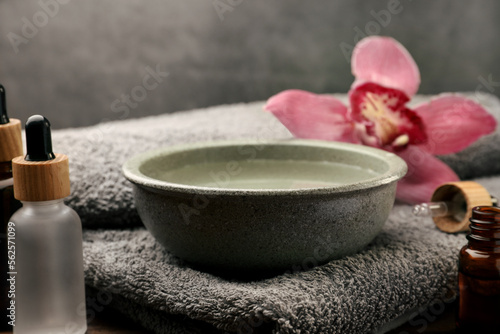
{"left": 51, "top": 93, "right": 500, "bottom": 333}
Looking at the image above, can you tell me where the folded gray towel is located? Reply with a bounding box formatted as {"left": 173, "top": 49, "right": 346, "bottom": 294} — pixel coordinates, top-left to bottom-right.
{"left": 53, "top": 93, "right": 500, "bottom": 333}
{"left": 83, "top": 175, "right": 500, "bottom": 333}
{"left": 53, "top": 93, "right": 500, "bottom": 228}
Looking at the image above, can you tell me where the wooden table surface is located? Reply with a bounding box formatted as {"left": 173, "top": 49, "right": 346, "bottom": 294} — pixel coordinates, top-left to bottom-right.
{"left": 0, "top": 302, "right": 456, "bottom": 334}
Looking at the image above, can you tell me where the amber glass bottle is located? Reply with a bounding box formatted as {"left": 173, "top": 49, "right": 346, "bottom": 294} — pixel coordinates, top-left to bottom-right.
{"left": 1, "top": 161, "right": 22, "bottom": 331}
{"left": 0, "top": 84, "right": 23, "bottom": 331}
{"left": 457, "top": 206, "right": 500, "bottom": 333}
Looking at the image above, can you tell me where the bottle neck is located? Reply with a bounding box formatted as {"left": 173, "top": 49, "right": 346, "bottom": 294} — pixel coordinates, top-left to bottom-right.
{"left": 0, "top": 160, "right": 13, "bottom": 180}
{"left": 21, "top": 199, "right": 65, "bottom": 206}
{"left": 467, "top": 206, "right": 500, "bottom": 249}
{"left": 20, "top": 199, "right": 66, "bottom": 212}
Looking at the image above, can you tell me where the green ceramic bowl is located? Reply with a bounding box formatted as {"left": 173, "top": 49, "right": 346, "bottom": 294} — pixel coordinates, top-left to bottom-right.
{"left": 123, "top": 140, "right": 407, "bottom": 274}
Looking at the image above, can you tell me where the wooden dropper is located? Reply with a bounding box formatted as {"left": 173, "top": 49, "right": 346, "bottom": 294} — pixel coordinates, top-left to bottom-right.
{"left": 413, "top": 181, "right": 496, "bottom": 233}
{"left": 0, "top": 85, "right": 23, "bottom": 163}
{"left": 12, "top": 115, "right": 70, "bottom": 202}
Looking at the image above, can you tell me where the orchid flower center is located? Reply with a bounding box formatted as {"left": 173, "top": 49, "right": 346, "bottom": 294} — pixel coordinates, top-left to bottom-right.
{"left": 360, "top": 92, "right": 408, "bottom": 146}
{"left": 350, "top": 83, "right": 427, "bottom": 150}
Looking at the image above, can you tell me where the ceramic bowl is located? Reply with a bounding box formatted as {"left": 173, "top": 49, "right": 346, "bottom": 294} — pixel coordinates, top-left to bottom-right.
{"left": 123, "top": 140, "right": 407, "bottom": 274}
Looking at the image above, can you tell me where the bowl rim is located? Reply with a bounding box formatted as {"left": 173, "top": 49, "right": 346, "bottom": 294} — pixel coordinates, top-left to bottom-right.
{"left": 122, "top": 139, "right": 407, "bottom": 196}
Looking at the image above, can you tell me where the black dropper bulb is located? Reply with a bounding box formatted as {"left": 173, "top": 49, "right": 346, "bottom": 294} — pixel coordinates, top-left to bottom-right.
{"left": 25, "top": 115, "right": 56, "bottom": 161}
{"left": 0, "top": 84, "right": 10, "bottom": 124}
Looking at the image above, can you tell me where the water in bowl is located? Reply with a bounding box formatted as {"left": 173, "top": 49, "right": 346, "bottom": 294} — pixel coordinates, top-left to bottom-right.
{"left": 153, "top": 159, "right": 379, "bottom": 190}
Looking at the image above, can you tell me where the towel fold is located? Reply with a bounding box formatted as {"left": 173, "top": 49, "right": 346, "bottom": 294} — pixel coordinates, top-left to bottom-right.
{"left": 51, "top": 93, "right": 500, "bottom": 333}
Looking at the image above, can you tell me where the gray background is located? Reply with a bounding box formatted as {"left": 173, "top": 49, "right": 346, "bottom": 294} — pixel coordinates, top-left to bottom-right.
{"left": 1, "top": 0, "right": 499, "bottom": 129}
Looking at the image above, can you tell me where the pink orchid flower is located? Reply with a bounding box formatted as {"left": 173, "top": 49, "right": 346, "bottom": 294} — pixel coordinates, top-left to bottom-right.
{"left": 265, "top": 36, "right": 497, "bottom": 204}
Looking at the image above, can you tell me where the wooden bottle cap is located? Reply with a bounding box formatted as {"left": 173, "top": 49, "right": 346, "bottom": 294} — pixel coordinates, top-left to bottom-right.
{"left": 0, "top": 118, "right": 23, "bottom": 162}
{"left": 431, "top": 181, "right": 492, "bottom": 233}
{"left": 12, "top": 153, "right": 71, "bottom": 201}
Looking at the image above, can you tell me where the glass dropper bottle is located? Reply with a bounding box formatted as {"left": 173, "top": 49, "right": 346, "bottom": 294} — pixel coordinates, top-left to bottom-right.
{"left": 10, "top": 115, "right": 87, "bottom": 334}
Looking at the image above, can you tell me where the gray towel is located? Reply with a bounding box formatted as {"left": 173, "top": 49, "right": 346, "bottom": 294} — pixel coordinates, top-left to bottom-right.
{"left": 83, "top": 175, "right": 500, "bottom": 334}
{"left": 53, "top": 93, "right": 500, "bottom": 228}
{"left": 52, "top": 93, "right": 500, "bottom": 333}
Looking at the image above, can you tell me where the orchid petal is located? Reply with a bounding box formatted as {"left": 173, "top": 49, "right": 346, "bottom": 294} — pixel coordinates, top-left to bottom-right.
{"left": 414, "top": 94, "right": 497, "bottom": 155}
{"left": 352, "top": 36, "right": 420, "bottom": 97}
{"left": 264, "top": 89, "right": 359, "bottom": 143}
{"left": 396, "top": 146, "right": 459, "bottom": 204}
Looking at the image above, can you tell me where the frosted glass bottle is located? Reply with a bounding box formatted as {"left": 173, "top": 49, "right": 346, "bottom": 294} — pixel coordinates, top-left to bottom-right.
{"left": 11, "top": 115, "right": 87, "bottom": 333}
{"left": 11, "top": 199, "right": 87, "bottom": 334}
